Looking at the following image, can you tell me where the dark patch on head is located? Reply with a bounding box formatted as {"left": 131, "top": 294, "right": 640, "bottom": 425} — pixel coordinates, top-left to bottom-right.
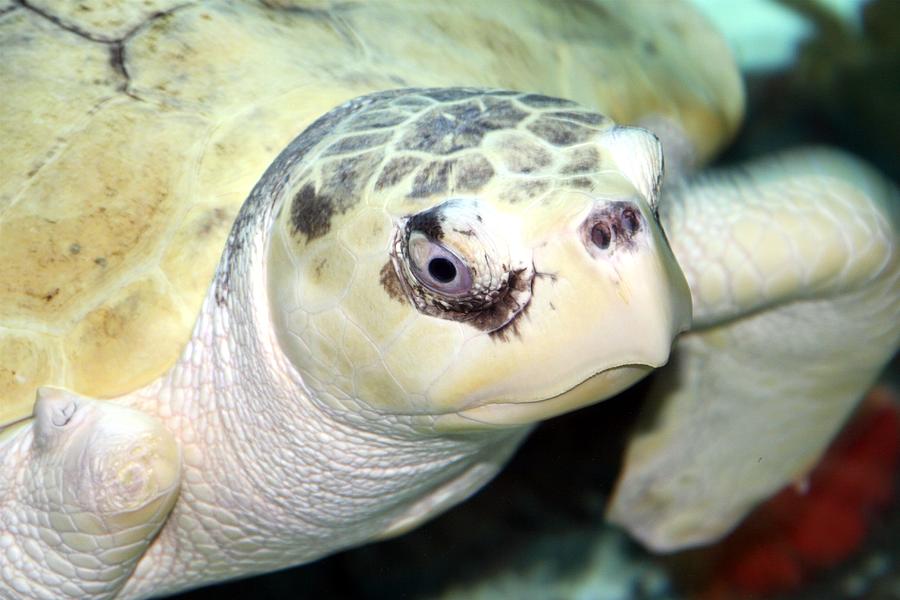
{"left": 398, "top": 98, "right": 528, "bottom": 155}
{"left": 379, "top": 261, "right": 409, "bottom": 304}
{"left": 409, "top": 160, "right": 452, "bottom": 199}
{"left": 518, "top": 93, "right": 578, "bottom": 108}
{"left": 407, "top": 209, "right": 444, "bottom": 241}
{"left": 527, "top": 117, "right": 596, "bottom": 146}
{"left": 94, "top": 257, "right": 107, "bottom": 267}
{"left": 291, "top": 149, "right": 385, "bottom": 242}
{"left": 567, "top": 176, "right": 595, "bottom": 190}
{"left": 290, "top": 183, "right": 334, "bottom": 241}
{"left": 323, "top": 131, "right": 393, "bottom": 156}
{"left": 500, "top": 180, "right": 552, "bottom": 204}
{"left": 69, "top": 243, "right": 81, "bottom": 255}
{"left": 344, "top": 109, "right": 409, "bottom": 132}
{"left": 453, "top": 155, "right": 495, "bottom": 192}
{"left": 546, "top": 110, "right": 607, "bottom": 126}
{"left": 499, "top": 136, "right": 553, "bottom": 174}
{"left": 642, "top": 40, "right": 659, "bottom": 56}
{"left": 561, "top": 146, "right": 601, "bottom": 174}
{"left": 43, "top": 288, "right": 60, "bottom": 302}
{"left": 322, "top": 150, "right": 385, "bottom": 197}
{"left": 407, "top": 154, "right": 496, "bottom": 198}
{"left": 375, "top": 156, "right": 422, "bottom": 190}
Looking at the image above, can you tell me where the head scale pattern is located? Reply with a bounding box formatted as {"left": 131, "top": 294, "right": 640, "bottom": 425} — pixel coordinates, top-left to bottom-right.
{"left": 287, "top": 87, "right": 616, "bottom": 245}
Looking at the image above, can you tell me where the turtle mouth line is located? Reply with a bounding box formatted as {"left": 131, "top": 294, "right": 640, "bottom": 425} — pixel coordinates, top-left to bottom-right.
{"left": 443, "top": 362, "right": 654, "bottom": 429}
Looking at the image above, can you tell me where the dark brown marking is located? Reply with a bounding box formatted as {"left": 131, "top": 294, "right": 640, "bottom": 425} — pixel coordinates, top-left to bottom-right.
{"left": 68, "top": 243, "right": 81, "bottom": 255}
{"left": 290, "top": 149, "right": 385, "bottom": 242}
{"left": 375, "top": 156, "right": 421, "bottom": 190}
{"left": 94, "top": 257, "right": 107, "bottom": 267}
{"left": 407, "top": 210, "right": 444, "bottom": 241}
{"left": 568, "top": 176, "right": 595, "bottom": 190}
{"left": 409, "top": 160, "right": 452, "bottom": 199}
{"left": 484, "top": 267, "right": 533, "bottom": 339}
{"left": 528, "top": 117, "right": 596, "bottom": 146}
{"left": 561, "top": 146, "right": 601, "bottom": 174}
{"left": 344, "top": 109, "right": 408, "bottom": 132}
{"left": 453, "top": 155, "right": 494, "bottom": 192}
{"left": 379, "top": 261, "right": 408, "bottom": 304}
{"left": 501, "top": 137, "right": 552, "bottom": 174}
{"left": 398, "top": 97, "right": 528, "bottom": 155}
{"left": 518, "top": 93, "right": 577, "bottom": 108}
{"left": 109, "top": 43, "right": 127, "bottom": 81}
{"left": 43, "top": 288, "right": 60, "bottom": 302}
{"left": 499, "top": 180, "right": 551, "bottom": 204}
{"left": 290, "top": 183, "right": 334, "bottom": 241}
{"left": 323, "top": 131, "right": 393, "bottom": 156}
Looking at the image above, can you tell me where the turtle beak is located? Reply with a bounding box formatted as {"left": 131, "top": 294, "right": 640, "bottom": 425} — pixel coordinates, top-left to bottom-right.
{"left": 433, "top": 187, "right": 692, "bottom": 431}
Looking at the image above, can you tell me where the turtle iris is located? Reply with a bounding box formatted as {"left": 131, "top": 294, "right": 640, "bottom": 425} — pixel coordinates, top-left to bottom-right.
{"left": 408, "top": 232, "right": 473, "bottom": 296}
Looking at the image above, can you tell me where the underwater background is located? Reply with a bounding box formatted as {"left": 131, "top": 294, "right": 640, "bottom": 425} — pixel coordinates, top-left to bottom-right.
{"left": 173, "top": 1, "right": 900, "bottom": 598}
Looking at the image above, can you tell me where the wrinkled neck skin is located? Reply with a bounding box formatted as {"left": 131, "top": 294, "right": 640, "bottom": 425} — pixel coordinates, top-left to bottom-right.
{"left": 115, "top": 104, "right": 528, "bottom": 598}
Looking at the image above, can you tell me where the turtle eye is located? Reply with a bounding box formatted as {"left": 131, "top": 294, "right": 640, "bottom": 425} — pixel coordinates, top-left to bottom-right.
{"left": 408, "top": 232, "right": 473, "bottom": 296}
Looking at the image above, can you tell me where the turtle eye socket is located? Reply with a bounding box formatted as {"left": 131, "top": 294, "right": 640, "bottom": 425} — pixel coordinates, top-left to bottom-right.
{"left": 408, "top": 232, "right": 473, "bottom": 296}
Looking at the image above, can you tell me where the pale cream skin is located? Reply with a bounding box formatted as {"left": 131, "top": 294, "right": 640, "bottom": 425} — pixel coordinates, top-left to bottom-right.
{"left": 0, "top": 92, "right": 692, "bottom": 599}
{"left": 0, "top": 391, "right": 180, "bottom": 599}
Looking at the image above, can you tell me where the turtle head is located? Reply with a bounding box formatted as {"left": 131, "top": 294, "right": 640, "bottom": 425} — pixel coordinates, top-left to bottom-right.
{"left": 267, "top": 89, "right": 691, "bottom": 430}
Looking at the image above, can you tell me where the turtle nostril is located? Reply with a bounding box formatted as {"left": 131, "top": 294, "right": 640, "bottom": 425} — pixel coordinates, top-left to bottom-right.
{"left": 582, "top": 200, "right": 644, "bottom": 255}
{"left": 591, "top": 221, "right": 612, "bottom": 249}
{"left": 620, "top": 207, "right": 640, "bottom": 236}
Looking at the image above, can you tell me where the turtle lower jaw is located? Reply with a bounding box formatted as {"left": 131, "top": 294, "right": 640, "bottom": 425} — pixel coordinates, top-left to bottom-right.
{"left": 433, "top": 364, "right": 654, "bottom": 431}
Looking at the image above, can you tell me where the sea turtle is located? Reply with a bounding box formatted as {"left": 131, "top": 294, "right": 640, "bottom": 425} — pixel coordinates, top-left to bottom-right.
{"left": 0, "top": 0, "right": 897, "bottom": 598}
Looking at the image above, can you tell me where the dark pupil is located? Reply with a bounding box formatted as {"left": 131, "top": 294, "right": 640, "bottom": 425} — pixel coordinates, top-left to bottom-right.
{"left": 428, "top": 257, "right": 457, "bottom": 283}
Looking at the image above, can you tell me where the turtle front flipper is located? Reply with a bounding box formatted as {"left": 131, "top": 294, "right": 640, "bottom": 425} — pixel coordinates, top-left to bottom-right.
{"left": 0, "top": 388, "right": 181, "bottom": 599}
{"left": 608, "top": 148, "right": 899, "bottom": 551}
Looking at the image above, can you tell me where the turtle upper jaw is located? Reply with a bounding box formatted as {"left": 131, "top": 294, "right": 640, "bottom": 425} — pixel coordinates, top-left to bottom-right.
{"left": 435, "top": 363, "right": 656, "bottom": 430}
{"left": 427, "top": 195, "right": 692, "bottom": 431}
